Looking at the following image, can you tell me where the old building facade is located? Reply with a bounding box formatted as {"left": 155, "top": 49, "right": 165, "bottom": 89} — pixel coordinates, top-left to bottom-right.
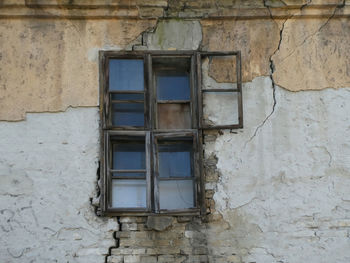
{"left": 0, "top": 1, "right": 350, "bottom": 262}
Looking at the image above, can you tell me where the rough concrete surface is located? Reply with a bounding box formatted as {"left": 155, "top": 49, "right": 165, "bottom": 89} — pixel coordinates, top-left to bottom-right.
{"left": 0, "top": 108, "right": 118, "bottom": 263}
{"left": 206, "top": 77, "right": 350, "bottom": 262}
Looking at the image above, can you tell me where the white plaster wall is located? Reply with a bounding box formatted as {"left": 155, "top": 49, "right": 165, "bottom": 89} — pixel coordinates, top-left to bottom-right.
{"left": 205, "top": 76, "right": 350, "bottom": 263}
{"left": 0, "top": 108, "right": 118, "bottom": 263}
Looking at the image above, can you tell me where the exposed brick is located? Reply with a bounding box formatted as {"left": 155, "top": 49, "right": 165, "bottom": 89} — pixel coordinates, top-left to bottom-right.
{"left": 115, "top": 231, "right": 131, "bottom": 238}
{"left": 193, "top": 247, "right": 208, "bottom": 255}
{"left": 122, "top": 223, "right": 138, "bottom": 231}
{"left": 124, "top": 255, "right": 141, "bottom": 263}
{"left": 140, "top": 256, "right": 158, "bottom": 263}
{"left": 107, "top": 255, "right": 124, "bottom": 263}
{"left": 112, "top": 248, "right": 146, "bottom": 255}
{"left": 176, "top": 216, "right": 192, "bottom": 223}
{"left": 158, "top": 255, "right": 175, "bottom": 262}
{"left": 120, "top": 217, "right": 138, "bottom": 223}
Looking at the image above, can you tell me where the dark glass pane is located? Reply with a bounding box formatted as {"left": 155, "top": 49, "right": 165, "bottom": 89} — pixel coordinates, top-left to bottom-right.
{"left": 157, "top": 73, "right": 190, "bottom": 100}
{"left": 112, "top": 179, "right": 146, "bottom": 208}
{"left": 111, "top": 93, "right": 144, "bottom": 101}
{"left": 158, "top": 103, "right": 191, "bottom": 129}
{"left": 113, "top": 143, "right": 145, "bottom": 170}
{"left": 109, "top": 59, "right": 144, "bottom": 91}
{"left": 112, "top": 172, "right": 146, "bottom": 178}
{"left": 112, "top": 103, "right": 144, "bottom": 126}
{"left": 158, "top": 142, "right": 192, "bottom": 178}
{"left": 159, "top": 180, "right": 194, "bottom": 209}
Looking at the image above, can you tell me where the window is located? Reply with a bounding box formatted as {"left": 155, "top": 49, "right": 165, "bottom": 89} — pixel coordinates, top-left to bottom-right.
{"left": 99, "top": 51, "right": 242, "bottom": 216}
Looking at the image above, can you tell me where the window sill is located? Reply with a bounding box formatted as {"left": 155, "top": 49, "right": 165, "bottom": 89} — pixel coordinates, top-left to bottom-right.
{"left": 102, "top": 208, "right": 201, "bottom": 217}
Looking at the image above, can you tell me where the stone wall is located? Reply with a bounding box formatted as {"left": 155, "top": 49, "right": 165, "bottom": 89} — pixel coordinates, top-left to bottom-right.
{"left": 1, "top": 1, "right": 350, "bottom": 263}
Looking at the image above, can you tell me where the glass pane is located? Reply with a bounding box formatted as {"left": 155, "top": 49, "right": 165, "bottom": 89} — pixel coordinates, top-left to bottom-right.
{"left": 109, "top": 59, "right": 144, "bottom": 91}
{"left": 203, "top": 92, "right": 238, "bottom": 126}
{"left": 113, "top": 143, "right": 145, "bottom": 170}
{"left": 112, "top": 180, "right": 146, "bottom": 208}
{"left": 158, "top": 142, "right": 192, "bottom": 178}
{"left": 111, "top": 93, "right": 144, "bottom": 101}
{"left": 112, "top": 103, "right": 144, "bottom": 126}
{"left": 157, "top": 73, "right": 190, "bottom": 100}
{"left": 158, "top": 103, "right": 191, "bottom": 129}
{"left": 159, "top": 180, "right": 194, "bottom": 210}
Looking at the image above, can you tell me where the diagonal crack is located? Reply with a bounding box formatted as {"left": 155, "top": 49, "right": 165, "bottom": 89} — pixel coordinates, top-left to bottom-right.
{"left": 278, "top": 0, "right": 345, "bottom": 63}
{"left": 246, "top": 0, "right": 345, "bottom": 148}
{"left": 244, "top": 3, "right": 289, "bottom": 147}
{"left": 317, "top": 0, "right": 345, "bottom": 32}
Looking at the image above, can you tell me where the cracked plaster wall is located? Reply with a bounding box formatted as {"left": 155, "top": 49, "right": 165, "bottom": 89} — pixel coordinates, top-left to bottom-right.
{"left": 0, "top": 108, "right": 118, "bottom": 262}
{"left": 206, "top": 77, "right": 350, "bottom": 262}
{"left": 1, "top": 1, "right": 350, "bottom": 262}
{"left": 0, "top": 19, "right": 156, "bottom": 121}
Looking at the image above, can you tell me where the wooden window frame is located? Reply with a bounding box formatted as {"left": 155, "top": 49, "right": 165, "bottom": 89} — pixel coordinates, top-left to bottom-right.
{"left": 99, "top": 50, "right": 242, "bottom": 216}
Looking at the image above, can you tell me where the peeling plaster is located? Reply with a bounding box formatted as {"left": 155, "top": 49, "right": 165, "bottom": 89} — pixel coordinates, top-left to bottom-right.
{"left": 271, "top": 0, "right": 350, "bottom": 91}
{"left": 0, "top": 19, "right": 156, "bottom": 121}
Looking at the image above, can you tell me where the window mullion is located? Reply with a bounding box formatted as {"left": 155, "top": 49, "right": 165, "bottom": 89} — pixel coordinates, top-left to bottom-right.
{"left": 147, "top": 54, "right": 154, "bottom": 131}
{"left": 152, "top": 134, "right": 160, "bottom": 213}
{"left": 196, "top": 52, "right": 203, "bottom": 129}
{"left": 106, "top": 131, "right": 112, "bottom": 210}
{"left": 146, "top": 132, "right": 152, "bottom": 212}
{"left": 236, "top": 51, "right": 243, "bottom": 127}
{"left": 190, "top": 54, "right": 197, "bottom": 129}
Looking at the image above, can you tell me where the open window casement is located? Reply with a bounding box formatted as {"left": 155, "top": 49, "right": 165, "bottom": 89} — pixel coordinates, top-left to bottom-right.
{"left": 197, "top": 51, "right": 243, "bottom": 130}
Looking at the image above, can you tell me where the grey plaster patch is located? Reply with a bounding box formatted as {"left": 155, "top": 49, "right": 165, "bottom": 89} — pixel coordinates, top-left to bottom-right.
{"left": 144, "top": 19, "right": 202, "bottom": 50}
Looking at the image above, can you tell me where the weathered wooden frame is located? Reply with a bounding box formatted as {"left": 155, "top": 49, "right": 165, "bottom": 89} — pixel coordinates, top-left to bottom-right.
{"left": 197, "top": 51, "right": 243, "bottom": 130}
{"left": 99, "top": 50, "right": 242, "bottom": 216}
{"left": 152, "top": 131, "right": 200, "bottom": 215}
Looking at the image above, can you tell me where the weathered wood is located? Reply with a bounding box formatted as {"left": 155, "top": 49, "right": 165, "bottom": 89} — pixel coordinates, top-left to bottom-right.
{"left": 199, "top": 51, "right": 243, "bottom": 130}
{"left": 146, "top": 132, "right": 152, "bottom": 212}
{"left": 101, "top": 50, "right": 243, "bottom": 215}
{"left": 202, "top": 88, "right": 238, "bottom": 92}
{"left": 110, "top": 100, "right": 144, "bottom": 104}
{"left": 158, "top": 177, "right": 194, "bottom": 181}
{"left": 237, "top": 51, "right": 244, "bottom": 128}
{"left": 110, "top": 169, "right": 147, "bottom": 173}
{"left": 111, "top": 176, "right": 146, "bottom": 179}
{"left": 157, "top": 100, "right": 190, "bottom": 104}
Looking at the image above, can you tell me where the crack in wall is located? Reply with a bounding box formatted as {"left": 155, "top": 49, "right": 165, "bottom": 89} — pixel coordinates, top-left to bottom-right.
{"left": 244, "top": 3, "right": 286, "bottom": 147}
{"left": 7, "top": 248, "right": 25, "bottom": 259}
{"left": 277, "top": 0, "right": 346, "bottom": 64}
{"left": 90, "top": 161, "right": 101, "bottom": 217}
{"left": 245, "top": 0, "right": 346, "bottom": 145}
{"left": 105, "top": 217, "right": 121, "bottom": 263}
